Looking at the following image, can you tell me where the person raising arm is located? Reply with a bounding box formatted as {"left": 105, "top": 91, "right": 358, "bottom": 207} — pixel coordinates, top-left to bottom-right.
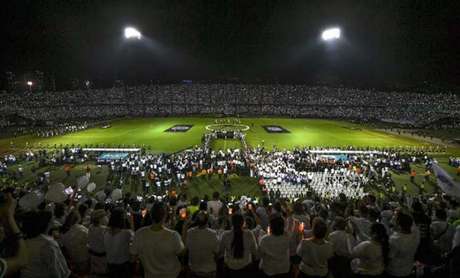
{"left": 0, "top": 192, "right": 28, "bottom": 277}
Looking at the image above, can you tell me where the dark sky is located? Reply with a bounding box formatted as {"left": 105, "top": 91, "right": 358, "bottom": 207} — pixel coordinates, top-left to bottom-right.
{"left": 1, "top": 0, "right": 459, "bottom": 89}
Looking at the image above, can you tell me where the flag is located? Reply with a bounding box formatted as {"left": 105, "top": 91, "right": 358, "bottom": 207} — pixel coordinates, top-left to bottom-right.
{"left": 432, "top": 163, "right": 460, "bottom": 197}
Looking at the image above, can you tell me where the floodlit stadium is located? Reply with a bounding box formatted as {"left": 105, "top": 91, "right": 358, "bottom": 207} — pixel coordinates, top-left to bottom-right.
{"left": 1, "top": 1, "right": 460, "bottom": 278}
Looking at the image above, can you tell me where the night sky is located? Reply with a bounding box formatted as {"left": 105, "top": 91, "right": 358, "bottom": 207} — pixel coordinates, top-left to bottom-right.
{"left": 1, "top": 0, "right": 459, "bottom": 89}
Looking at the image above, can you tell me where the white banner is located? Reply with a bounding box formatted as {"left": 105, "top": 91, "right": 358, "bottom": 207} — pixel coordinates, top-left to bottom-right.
{"left": 432, "top": 163, "right": 460, "bottom": 197}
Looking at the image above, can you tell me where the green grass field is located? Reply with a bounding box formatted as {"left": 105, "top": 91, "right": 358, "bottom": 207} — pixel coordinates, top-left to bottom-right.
{"left": 0, "top": 117, "right": 432, "bottom": 154}
{"left": 2, "top": 117, "right": 459, "bottom": 198}
{"left": 211, "top": 139, "right": 243, "bottom": 151}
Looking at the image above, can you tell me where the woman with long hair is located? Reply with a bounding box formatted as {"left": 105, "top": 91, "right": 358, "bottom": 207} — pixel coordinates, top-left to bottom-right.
{"left": 104, "top": 207, "right": 134, "bottom": 278}
{"left": 219, "top": 213, "right": 258, "bottom": 278}
{"left": 350, "top": 223, "right": 389, "bottom": 278}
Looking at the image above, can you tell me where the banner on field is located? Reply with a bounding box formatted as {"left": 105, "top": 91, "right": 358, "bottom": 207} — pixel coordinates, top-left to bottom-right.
{"left": 432, "top": 163, "right": 460, "bottom": 197}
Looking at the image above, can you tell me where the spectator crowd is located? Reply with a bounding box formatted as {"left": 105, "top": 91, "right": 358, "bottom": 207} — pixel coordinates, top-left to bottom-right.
{"left": 2, "top": 84, "right": 459, "bottom": 126}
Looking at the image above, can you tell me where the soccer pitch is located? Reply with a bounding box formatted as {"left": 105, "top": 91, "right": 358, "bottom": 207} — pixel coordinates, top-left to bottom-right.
{"left": 3, "top": 117, "right": 459, "bottom": 197}
{"left": 1, "top": 117, "right": 431, "bottom": 153}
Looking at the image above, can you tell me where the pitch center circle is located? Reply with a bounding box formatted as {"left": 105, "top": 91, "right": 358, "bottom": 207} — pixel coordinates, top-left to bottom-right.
{"left": 205, "top": 123, "right": 250, "bottom": 132}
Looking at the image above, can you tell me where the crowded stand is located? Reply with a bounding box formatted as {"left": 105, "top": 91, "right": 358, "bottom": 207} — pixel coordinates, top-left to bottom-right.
{"left": 2, "top": 84, "right": 460, "bottom": 126}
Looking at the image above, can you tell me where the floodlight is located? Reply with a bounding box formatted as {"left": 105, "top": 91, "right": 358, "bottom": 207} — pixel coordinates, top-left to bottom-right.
{"left": 124, "top": 27, "right": 142, "bottom": 40}
{"left": 321, "top": 27, "right": 341, "bottom": 41}
{"left": 27, "top": 81, "right": 33, "bottom": 86}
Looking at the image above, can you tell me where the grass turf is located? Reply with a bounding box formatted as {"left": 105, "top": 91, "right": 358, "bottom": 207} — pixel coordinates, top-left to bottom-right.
{"left": 211, "top": 139, "right": 243, "bottom": 151}
{"left": 1, "top": 117, "right": 432, "bottom": 154}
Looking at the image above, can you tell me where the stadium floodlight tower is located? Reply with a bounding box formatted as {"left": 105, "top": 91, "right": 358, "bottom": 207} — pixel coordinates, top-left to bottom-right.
{"left": 124, "top": 27, "right": 142, "bottom": 40}
{"left": 321, "top": 27, "right": 341, "bottom": 41}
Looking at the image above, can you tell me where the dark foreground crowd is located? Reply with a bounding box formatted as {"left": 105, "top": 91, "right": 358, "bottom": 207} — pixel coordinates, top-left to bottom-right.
{"left": 1, "top": 184, "right": 460, "bottom": 278}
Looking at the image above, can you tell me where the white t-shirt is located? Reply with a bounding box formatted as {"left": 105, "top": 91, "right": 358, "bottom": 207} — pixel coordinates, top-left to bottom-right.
{"left": 186, "top": 227, "right": 219, "bottom": 274}
{"left": 252, "top": 225, "right": 267, "bottom": 243}
{"left": 219, "top": 229, "right": 257, "bottom": 270}
{"left": 88, "top": 225, "right": 106, "bottom": 254}
{"left": 329, "top": 230, "right": 356, "bottom": 258}
{"left": 350, "top": 216, "right": 372, "bottom": 241}
{"left": 351, "top": 241, "right": 384, "bottom": 276}
{"left": 61, "top": 224, "right": 89, "bottom": 264}
{"left": 296, "top": 239, "right": 334, "bottom": 277}
{"left": 387, "top": 231, "right": 419, "bottom": 277}
{"left": 21, "top": 234, "right": 70, "bottom": 278}
{"left": 132, "top": 226, "right": 184, "bottom": 278}
{"left": 431, "top": 220, "right": 455, "bottom": 254}
{"left": 207, "top": 200, "right": 223, "bottom": 217}
{"left": 104, "top": 229, "right": 134, "bottom": 264}
{"left": 258, "top": 234, "right": 290, "bottom": 276}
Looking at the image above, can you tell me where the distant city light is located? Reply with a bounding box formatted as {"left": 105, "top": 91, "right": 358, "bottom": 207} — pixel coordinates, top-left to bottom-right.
{"left": 321, "top": 27, "right": 341, "bottom": 41}
{"left": 124, "top": 27, "right": 142, "bottom": 40}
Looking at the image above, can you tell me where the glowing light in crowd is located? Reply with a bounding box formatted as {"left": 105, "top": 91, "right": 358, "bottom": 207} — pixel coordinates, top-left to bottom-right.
{"left": 27, "top": 81, "right": 33, "bottom": 86}
{"left": 124, "top": 27, "right": 142, "bottom": 39}
{"left": 321, "top": 27, "right": 341, "bottom": 41}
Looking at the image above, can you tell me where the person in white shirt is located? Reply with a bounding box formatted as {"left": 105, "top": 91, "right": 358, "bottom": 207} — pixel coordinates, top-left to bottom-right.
{"left": 350, "top": 206, "right": 372, "bottom": 242}
{"left": 350, "top": 223, "right": 388, "bottom": 277}
{"left": 219, "top": 213, "right": 258, "bottom": 277}
{"left": 258, "top": 215, "right": 290, "bottom": 277}
{"left": 21, "top": 210, "right": 70, "bottom": 278}
{"left": 88, "top": 209, "right": 108, "bottom": 276}
{"left": 104, "top": 208, "right": 134, "bottom": 278}
{"left": 328, "top": 217, "right": 355, "bottom": 278}
{"left": 386, "top": 212, "right": 419, "bottom": 278}
{"left": 431, "top": 208, "right": 455, "bottom": 255}
{"left": 207, "top": 192, "right": 223, "bottom": 218}
{"left": 185, "top": 211, "right": 219, "bottom": 278}
{"left": 132, "top": 202, "right": 184, "bottom": 278}
{"left": 61, "top": 209, "right": 90, "bottom": 275}
{"left": 296, "top": 217, "right": 334, "bottom": 278}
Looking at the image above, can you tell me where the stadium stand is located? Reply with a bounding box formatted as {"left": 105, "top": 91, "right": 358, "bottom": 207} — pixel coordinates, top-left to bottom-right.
{"left": 1, "top": 84, "right": 459, "bottom": 126}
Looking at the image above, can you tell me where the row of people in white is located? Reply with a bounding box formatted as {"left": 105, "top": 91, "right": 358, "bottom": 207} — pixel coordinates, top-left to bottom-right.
{"left": 131, "top": 206, "right": 421, "bottom": 278}
{"left": 10, "top": 192, "right": 460, "bottom": 278}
